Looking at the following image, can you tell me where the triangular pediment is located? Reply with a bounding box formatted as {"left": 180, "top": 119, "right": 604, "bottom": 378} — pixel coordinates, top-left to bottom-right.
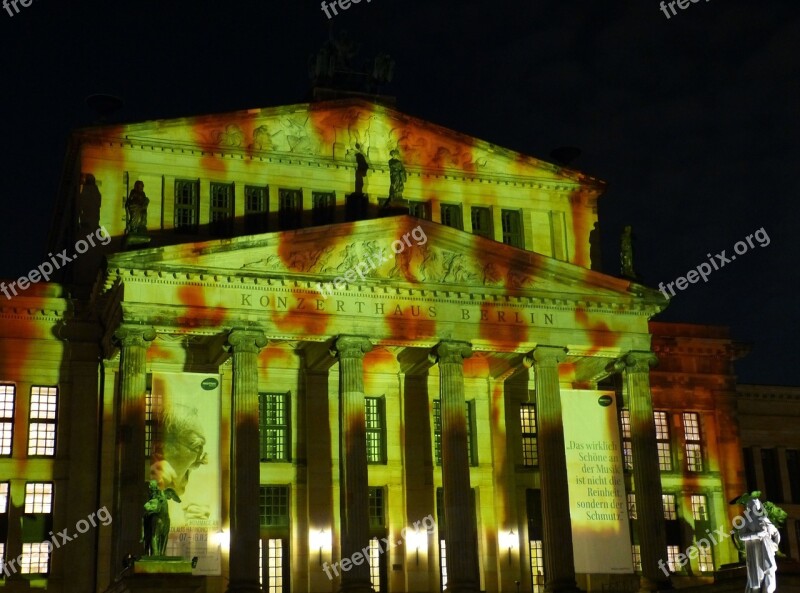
{"left": 80, "top": 99, "right": 604, "bottom": 188}
{"left": 106, "top": 216, "right": 655, "bottom": 305}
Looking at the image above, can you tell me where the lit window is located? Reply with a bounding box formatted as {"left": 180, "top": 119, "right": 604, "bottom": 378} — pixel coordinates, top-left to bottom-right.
{"left": 174, "top": 179, "right": 200, "bottom": 231}
{"left": 683, "top": 412, "right": 704, "bottom": 472}
{"left": 0, "top": 385, "right": 14, "bottom": 456}
{"left": 440, "top": 204, "right": 463, "bottom": 230}
{"left": 312, "top": 192, "right": 335, "bottom": 225}
{"left": 530, "top": 540, "right": 544, "bottom": 593}
{"left": 369, "top": 538, "right": 382, "bottom": 592}
{"left": 654, "top": 411, "right": 672, "bottom": 471}
{"left": 697, "top": 542, "right": 713, "bottom": 572}
{"left": 662, "top": 494, "right": 677, "bottom": 520}
{"left": 365, "top": 398, "right": 385, "bottom": 464}
{"left": 666, "top": 545, "right": 681, "bottom": 572}
{"left": 520, "top": 403, "right": 538, "bottom": 466}
{"left": 627, "top": 493, "right": 637, "bottom": 520}
{"left": 501, "top": 209, "right": 523, "bottom": 247}
{"left": 439, "top": 539, "right": 448, "bottom": 591}
{"left": 259, "top": 393, "right": 289, "bottom": 462}
{"left": 145, "top": 388, "right": 163, "bottom": 458}
{"left": 210, "top": 182, "right": 235, "bottom": 235}
{"left": 278, "top": 189, "right": 302, "bottom": 230}
{"left": 631, "top": 545, "right": 642, "bottom": 572}
{"left": 25, "top": 483, "right": 52, "bottom": 513}
{"left": 433, "top": 400, "right": 475, "bottom": 466}
{"left": 259, "top": 486, "right": 289, "bottom": 527}
{"left": 471, "top": 207, "right": 492, "bottom": 239}
{"left": 20, "top": 542, "right": 49, "bottom": 574}
{"left": 262, "top": 538, "right": 283, "bottom": 593}
{"left": 620, "top": 409, "right": 633, "bottom": 470}
{"left": 691, "top": 494, "right": 708, "bottom": 521}
{"left": 245, "top": 186, "right": 269, "bottom": 234}
{"left": 28, "top": 386, "right": 57, "bottom": 456}
{"left": 0, "top": 482, "right": 8, "bottom": 512}
{"left": 368, "top": 487, "right": 385, "bottom": 529}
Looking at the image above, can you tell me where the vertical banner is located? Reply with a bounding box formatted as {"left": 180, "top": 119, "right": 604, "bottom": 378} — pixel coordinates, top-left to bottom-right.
{"left": 561, "top": 390, "right": 632, "bottom": 574}
{"left": 150, "top": 372, "right": 221, "bottom": 575}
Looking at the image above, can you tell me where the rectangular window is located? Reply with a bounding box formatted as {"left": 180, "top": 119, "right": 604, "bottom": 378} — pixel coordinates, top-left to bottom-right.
{"left": 245, "top": 186, "right": 269, "bottom": 234}
{"left": 28, "top": 386, "right": 58, "bottom": 456}
{"left": 265, "top": 539, "right": 284, "bottom": 593}
{"left": 369, "top": 537, "right": 382, "bottom": 592}
{"left": 278, "top": 189, "right": 302, "bottom": 230}
{"left": 471, "top": 207, "right": 492, "bottom": 239}
{"left": 0, "top": 482, "right": 7, "bottom": 513}
{"left": 666, "top": 545, "right": 681, "bottom": 573}
{"left": 627, "top": 493, "right": 637, "bottom": 520}
{"left": 743, "top": 447, "right": 758, "bottom": 492}
{"left": 501, "top": 209, "right": 523, "bottom": 247}
{"left": 365, "top": 397, "right": 385, "bottom": 464}
{"left": 761, "top": 448, "right": 783, "bottom": 503}
{"left": 620, "top": 409, "right": 633, "bottom": 470}
{"left": 786, "top": 449, "right": 800, "bottom": 503}
{"left": 697, "top": 544, "right": 713, "bottom": 572}
{"left": 520, "top": 403, "right": 538, "bottom": 466}
{"left": 368, "top": 487, "right": 385, "bottom": 529}
{"left": 174, "top": 179, "right": 200, "bottom": 231}
{"left": 259, "top": 393, "right": 289, "bottom": 462}
{"left": 312, "top": 192, "right": 335, "bottom": 225}
{"left": 662, "top": 494, "right": 677, "bottom": 520}
{"left": 408, "top": 201, "right": 430, "bottom": 220}
{"left": 24, "top": 483, "right": 52, "bottom": 514}
{"left": 259, "top": 486, "right": 289, "bottom": 527}
{"left": 210, "top": 182, "right": 235, "bottom": 235}
{"left": 683, "top": 412, "right": 704, "bottom": 472}
{"left": 433, "top": 400, "right": 475, "bottom": 466}
{"left": 0, "top": 385, "right": 14, "bottom": 456}
{"left": 530, "top": 539, "right": 544, "bottom": 593}
{"left": 440, "top": 204, "right": 463, "bottom": 230}
{"left": 691, "top": 494, "right": 708, "bottom": 521}
{"left": 145, "top": 388, "right": 162, "bottom": 458}
{"left": 655, "top": 411, "right": 672, "bottom": 471}
{"left": 631, "top": 545, "right": 642, "bottom": 572}
{"left": 439, "top": 539, "right": 448, "bottom": 592}
{"left": 20, "top": 542, "right": 49, "bottom": 574}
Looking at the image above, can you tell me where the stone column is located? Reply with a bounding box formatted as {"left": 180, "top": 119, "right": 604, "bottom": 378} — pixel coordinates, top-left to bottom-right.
{"left": 331, "top": 336, "right": 374, "bottom": 593}
{"left": 530, "top": 346, "right": 580, "bottom": 593}
{"left": 226, "top": 329, "right": 267, "bottom": 593}
{"left": 112, "top": 326, "right": 155, "bottom": 571}
{"left": 623, "top": 352, "right": 670, "bottom": 591}
{"left": 431, "top": 341, "right": 479, "bottom": 593}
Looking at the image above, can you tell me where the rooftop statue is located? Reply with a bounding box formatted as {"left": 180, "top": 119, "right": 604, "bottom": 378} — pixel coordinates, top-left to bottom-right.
{"left": 142, "top": 480, "right": 181, "bottom": 557}
{"left": 125, "top": 180, "right": 149, "bottom": 235}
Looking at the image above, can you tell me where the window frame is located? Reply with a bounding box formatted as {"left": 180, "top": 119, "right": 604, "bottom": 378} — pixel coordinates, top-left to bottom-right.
{"left": 311, "top": 191, "right": 336, "bottom": 226}
{"left": 0, "top": 384, "right": 15, "bottom": 457}
{"left": 501, "top": 209, "right": 524, "bottom": 247}
{"left": 259, "top": 485, "right": 290, "bottom": 528}
{"left": 440, "top": 203, "right": 463, "bottom": 230}
{"left": 433, "top": 399, "right": 476, "bottom": 466}
{"left": 278, "top": 188, "right": 303, "bottom": 230}
{"left": 28, "top": 386, "right": 58, "bottom": 457}
{"left": 259, "top": 392, "right": 290, "bottom": 463}
{"left": 520, "top": 403, "right": 538, "bottom": 467}
{"left": 174, "top": 179, "right": 200, "bottom": 232}
{"left": 682, "top": 412, "right": 704, "bottom": 472}
{"left": 365, "top": 397, "right": 386, "bottom": 464}
{"left": 245, "top": 185, "right": 270, "bottom": 234}
{"left": 210, "top": 181, "right": 235, "bottom": 235}
{"left": 470, "top": 206, "right": 493, "bottom": 239}
{"left": 654, "top": 411, "right": 672, "bottom": 471}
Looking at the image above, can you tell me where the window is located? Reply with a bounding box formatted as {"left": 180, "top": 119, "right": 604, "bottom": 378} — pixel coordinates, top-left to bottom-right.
{"left": 440, "top": 204, "right": 463, "bottom": 229}
{"left": 28, "top": 386, "right": 58, "bottom": 456}
{"left": 368, "top": 487, "right": 385, "bottom": 529}
{"left": 0, "top": 385, "right": 14, "bottom": 456}
{"left": 520, "top": 403, "right": 538, "bottom": 466}
{"left": 259, "top": 393, "right": 289, "bottom": 462}
{"left": 312, "top": 192, "right": 335, "bottom": 225}
{"left": 145, "top": 388, "right": 162, "bottom": 458}
{"left": 530, "top": 540, "right": 544, "bottom": 593}
{"left": 697, "top": 543, "right": 713, "bottom": 572}
{"left": 174, "top": 179, "right": 200, "bottom": 231}
{"left": 666, "top": 545, "right": 681, "bottom": 572}
{"left": 210, "top": 182, "right": 234, "bottom": 235}
{"left": 365, "top": 397, "right": 385, "bottom": 464}
{"left": 662, "top": 494, "right": 677, "bottom": 520}
{"left": 761, "top": 448, "right": 783, "bottom": 503}
{"left": 743, "top": 447, "right": 758, "bottom": 492}
{"left": 654, "top": 411, "right": 672, "bottom": 471}
{"left": 0, "top": 482, "right": 8, "bottom": 512}
{"left": 25, "top": 483, "right": 52, "bottom": 514}
{"left": 620, "top": 409, "right": 633, "bottom": 470}
{"left": 627, "top": 493, "right": 637, "bottom": 520}
{"left": 683, "top": 412, "right": 703, "bottom": 472}
{"left": 631, "top": 545, "right": 642, "bottom": 572}
{"left": 369, "top": 538, "right": 382, "bottom": 592}
{"left": 278, "top": 189, "right": 302, "bottom": 230}
{"left": 471, "top": 207, "right": 492, "bottom": 239}
{"left": 259, "top": 486, "right": 289, "bottom": 527}
{"left": 20, "top": 542, "right": 49, "bottom": 574}
{"left": 261, "top": 538, "right": 284, "bottom": 593}
{"left": 408, "top": 201, "right": 430, "bottom": 220}
{"left": 245, "top": 186, "right": 269, "bottom": 234}
{"left": 690, "top": 494, "right": 708, "bottom": 521}
{"left": 786, "top": 449, "right": 800, "bottom": 503}
{"left": 439, "top": 539, "right": 448, "bottom": 591}
{"left": 501, "top": 209, "right": 523, "bottom": 247}
{"left": 433, "top": 400, "right": 475, "bottom": 466}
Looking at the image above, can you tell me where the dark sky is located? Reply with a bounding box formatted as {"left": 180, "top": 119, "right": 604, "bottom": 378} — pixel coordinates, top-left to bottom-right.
{"left": 1, "top": 0, "right": 798, "bottom": 384}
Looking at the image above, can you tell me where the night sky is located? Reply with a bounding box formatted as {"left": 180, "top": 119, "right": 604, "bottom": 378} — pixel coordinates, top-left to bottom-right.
{"left": 1, "top": 0, "right": 798, "bottom": 383}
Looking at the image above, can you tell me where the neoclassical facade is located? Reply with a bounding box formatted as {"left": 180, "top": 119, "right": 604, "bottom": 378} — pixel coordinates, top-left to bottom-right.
{"left": 0, "top": 98, "right": 780, "bottom": 593}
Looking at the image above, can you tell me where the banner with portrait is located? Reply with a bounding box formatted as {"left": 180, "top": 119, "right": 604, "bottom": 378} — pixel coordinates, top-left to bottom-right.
{"left": 150, "top": 372, "right": 221, "bottom": 575}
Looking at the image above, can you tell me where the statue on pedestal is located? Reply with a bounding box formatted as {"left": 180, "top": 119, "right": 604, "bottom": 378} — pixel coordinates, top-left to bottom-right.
{"left": 125, "top": 181, "right": 150, "bottom": 235}
{"left": 620, "top": 225, "right": 636, "bottom": 279}
{"left": 737, "top": 496, "right": 780, "bottom": 593}
{"left": 142, "top": 480, "right": 181, "bottom": 557}
{"left": 354, "top": 143, "right": 369, "bottom": 195}
{"left": 388, "top": 149, "right": 407, "bottom": 202}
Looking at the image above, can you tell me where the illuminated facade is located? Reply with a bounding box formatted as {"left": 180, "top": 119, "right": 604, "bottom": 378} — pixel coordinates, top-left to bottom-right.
{"left": 0, "top": 99, "right": 789, "bottom": 593}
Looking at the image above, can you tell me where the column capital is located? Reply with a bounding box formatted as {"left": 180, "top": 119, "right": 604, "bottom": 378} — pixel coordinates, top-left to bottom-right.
{"left": 527, "top": 345, "right": 567, "bottom": 367}
{"left": 622, "top": 351, "right": 658, "bottom": 373}
{"left": 330, "top": 335, "right": 373, "bottom": 360}
{"left": 113, "top": 325, "right": 156, "bottom": 348}
{"left": 227, "top": 328, "right": 268, "bottom": 354}
{"left": 430, "top": 340, "right": 472, "bottom": 365}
